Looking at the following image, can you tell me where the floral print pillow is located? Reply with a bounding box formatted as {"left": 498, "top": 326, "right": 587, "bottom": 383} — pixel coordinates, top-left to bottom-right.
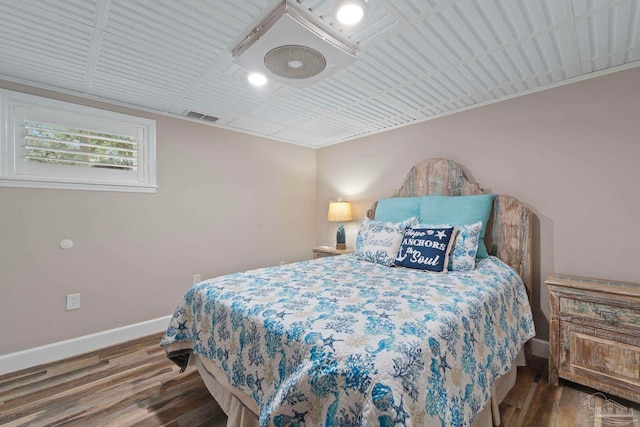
{"left": 354, "top": 217, "right": 416, "bottom": 266}
{"left": 420, "top": 221, "right": 482, "bottom": 271}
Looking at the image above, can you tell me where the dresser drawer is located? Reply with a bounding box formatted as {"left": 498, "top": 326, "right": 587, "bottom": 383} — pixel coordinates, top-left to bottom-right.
{"left": 548, "top": 273, "right": 640, "bottom": 404}
{"left": 559, "top": 322, "right": 640, "bottom": 399}
{"left": 314, "top": 251, "right": 335, "bottom": 258}
{"left": 312, "top": 247, "right": 353, "bottom": 259}
{"left": 559, "top": 297, "right": 640, "bottom": 330}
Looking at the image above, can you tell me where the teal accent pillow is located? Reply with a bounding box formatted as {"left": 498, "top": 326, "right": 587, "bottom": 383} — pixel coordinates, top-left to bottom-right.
{"left": 375, "top": 197, "right": 422, "bottom": 223}
{"left": 419, "top": 194, "right": 495, "bottom": 258}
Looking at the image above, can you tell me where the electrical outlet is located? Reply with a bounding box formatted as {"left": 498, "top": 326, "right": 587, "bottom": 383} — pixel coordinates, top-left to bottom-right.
{"left": 192, "top": 274, "right": 201, "bottom": 285}
{"left": 66, "top": 293, "right": 80, "bottom": 311}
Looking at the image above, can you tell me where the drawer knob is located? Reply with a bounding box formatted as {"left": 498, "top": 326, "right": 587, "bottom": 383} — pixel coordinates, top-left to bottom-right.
{"left": 594, "top": 307, "right": 621, "bottom": 323}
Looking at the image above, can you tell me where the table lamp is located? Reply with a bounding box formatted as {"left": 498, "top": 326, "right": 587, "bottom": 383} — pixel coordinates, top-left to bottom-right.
{"left": 327, "top": 198, "right": 353, "bottom": 250}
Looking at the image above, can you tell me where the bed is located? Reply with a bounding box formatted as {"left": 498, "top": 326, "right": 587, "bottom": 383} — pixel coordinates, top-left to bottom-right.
{"left": 162, "top": 158, "right": 536, "bottom": 427}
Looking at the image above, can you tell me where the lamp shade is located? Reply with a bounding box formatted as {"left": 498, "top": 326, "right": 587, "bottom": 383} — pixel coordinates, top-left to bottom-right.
{"left": 327, "top": 200, "right": 353, "bottom": 222}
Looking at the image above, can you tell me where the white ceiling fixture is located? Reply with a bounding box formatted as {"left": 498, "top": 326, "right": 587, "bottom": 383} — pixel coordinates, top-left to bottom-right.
{"left": 232, "top": 1, "right": 358, "bottom": 88}
{"left": 264, "top": 45, "right": 327, "bottom": 79}
{"left": 335, "top": 0, "right": 368, "bottom": 26}
{"left": 247, "top": 72, "right": 268, "bottom": 86}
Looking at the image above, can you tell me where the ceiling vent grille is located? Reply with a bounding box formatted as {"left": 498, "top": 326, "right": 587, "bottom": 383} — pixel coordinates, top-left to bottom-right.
{"left": 264, "top": 45, "right": 326, "bottom": 79}
{"left": 232, "top": 1, "right": 358, "bottom": 87}
{"left": 185, "top": 111, "right": 219, "bottom": 123}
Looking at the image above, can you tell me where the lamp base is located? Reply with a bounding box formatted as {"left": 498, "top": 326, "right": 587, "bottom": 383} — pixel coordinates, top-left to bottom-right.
{"left": 335, "top": 222, "right": 347, "bottom": 251}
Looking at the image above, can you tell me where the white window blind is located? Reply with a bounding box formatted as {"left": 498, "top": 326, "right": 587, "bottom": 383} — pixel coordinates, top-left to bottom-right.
{"left": 24, "top": 122, "right": 138, "bottom": 170}
{"left": 0, "top": 89, "right": 156, "bottom": 192}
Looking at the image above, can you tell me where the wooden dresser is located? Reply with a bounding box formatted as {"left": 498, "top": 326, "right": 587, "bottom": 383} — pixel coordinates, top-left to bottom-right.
{"left": 547, "top": 273, "right": 640, "bottom": 403}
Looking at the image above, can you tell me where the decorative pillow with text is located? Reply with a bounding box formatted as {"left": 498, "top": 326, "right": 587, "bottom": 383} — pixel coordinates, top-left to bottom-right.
{"left": 395, "top": 226, "right": 457, "bottom": 272}
{"left": 355, "top": 217, "right": 416, "bottom": 266}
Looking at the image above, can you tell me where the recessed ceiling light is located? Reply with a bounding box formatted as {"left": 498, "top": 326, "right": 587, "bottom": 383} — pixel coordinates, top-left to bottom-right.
{"left": 336, "top": 0, "right": 368, "bottom": 25}
{"left": 288, "top": 59, "right": 303, "bottom": 69}
{"left": 247, "top": 72, "right": 267, "bottom": 86}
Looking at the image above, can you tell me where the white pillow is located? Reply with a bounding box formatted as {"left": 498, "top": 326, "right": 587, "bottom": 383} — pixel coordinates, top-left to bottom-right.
{"left": 419, "top": 221, "right": 482, "bottom": 271}
{"left": 354, "top": 217, "right": 416, "bottom": 266}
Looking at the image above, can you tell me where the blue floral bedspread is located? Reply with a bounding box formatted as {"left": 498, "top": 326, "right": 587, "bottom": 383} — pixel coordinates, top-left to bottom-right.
{"left": 161, "top": 255, "right": 535, "bottom": 426}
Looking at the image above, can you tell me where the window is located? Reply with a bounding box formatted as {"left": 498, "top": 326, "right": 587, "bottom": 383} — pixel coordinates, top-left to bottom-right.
{"left": 0, "top": 89, "right": 156, "bottom": 192}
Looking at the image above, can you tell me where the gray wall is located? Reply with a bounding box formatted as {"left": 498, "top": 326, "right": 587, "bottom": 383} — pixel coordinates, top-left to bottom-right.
{"left": 316, "top": 68, "right": 640, "bottom": 341}
{"left": 2, "top": 67, "right": 638, "bottom": 355}
{"left": 0, "top": 81, "right": 317, "bottom": 355}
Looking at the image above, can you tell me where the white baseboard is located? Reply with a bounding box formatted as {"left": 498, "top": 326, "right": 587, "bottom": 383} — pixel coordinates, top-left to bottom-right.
{"left": 531, "top": 337, "right": 549, "bottom": 359}
{"left": 0, "top": 315, "right": 172, "bottom": 376}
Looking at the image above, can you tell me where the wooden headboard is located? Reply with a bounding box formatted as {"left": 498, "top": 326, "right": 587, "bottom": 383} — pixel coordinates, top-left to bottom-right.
{"left": 367, "top": 158, "right": 532, "bottom": 298}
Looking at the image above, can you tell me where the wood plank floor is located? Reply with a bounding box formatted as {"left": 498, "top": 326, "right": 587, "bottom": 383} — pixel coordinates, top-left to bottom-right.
{"left": 1, "top": 333, "right": 638, "bottom": 426}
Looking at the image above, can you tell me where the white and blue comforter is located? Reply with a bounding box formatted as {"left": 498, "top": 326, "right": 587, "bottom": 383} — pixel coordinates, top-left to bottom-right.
{"left": 161, "top": 255, "right": 535, "bottom": 426}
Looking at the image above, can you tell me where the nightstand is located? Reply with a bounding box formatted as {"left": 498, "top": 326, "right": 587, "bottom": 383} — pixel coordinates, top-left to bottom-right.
{"left": 312, "top": 246, "right": 353, "bottom": 259}
{"left": 546, "top": 273, "right": 640, "bottom": 404}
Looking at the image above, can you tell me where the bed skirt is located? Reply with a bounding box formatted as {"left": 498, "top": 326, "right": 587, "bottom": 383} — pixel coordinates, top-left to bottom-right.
{"left": 189, "top": 350, "right": 525, "bottom": 427}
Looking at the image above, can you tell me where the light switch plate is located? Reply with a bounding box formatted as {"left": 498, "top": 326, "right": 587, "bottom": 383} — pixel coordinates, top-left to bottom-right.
{"left": 66, "top": 293, "right": 80, "bottom": 310}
